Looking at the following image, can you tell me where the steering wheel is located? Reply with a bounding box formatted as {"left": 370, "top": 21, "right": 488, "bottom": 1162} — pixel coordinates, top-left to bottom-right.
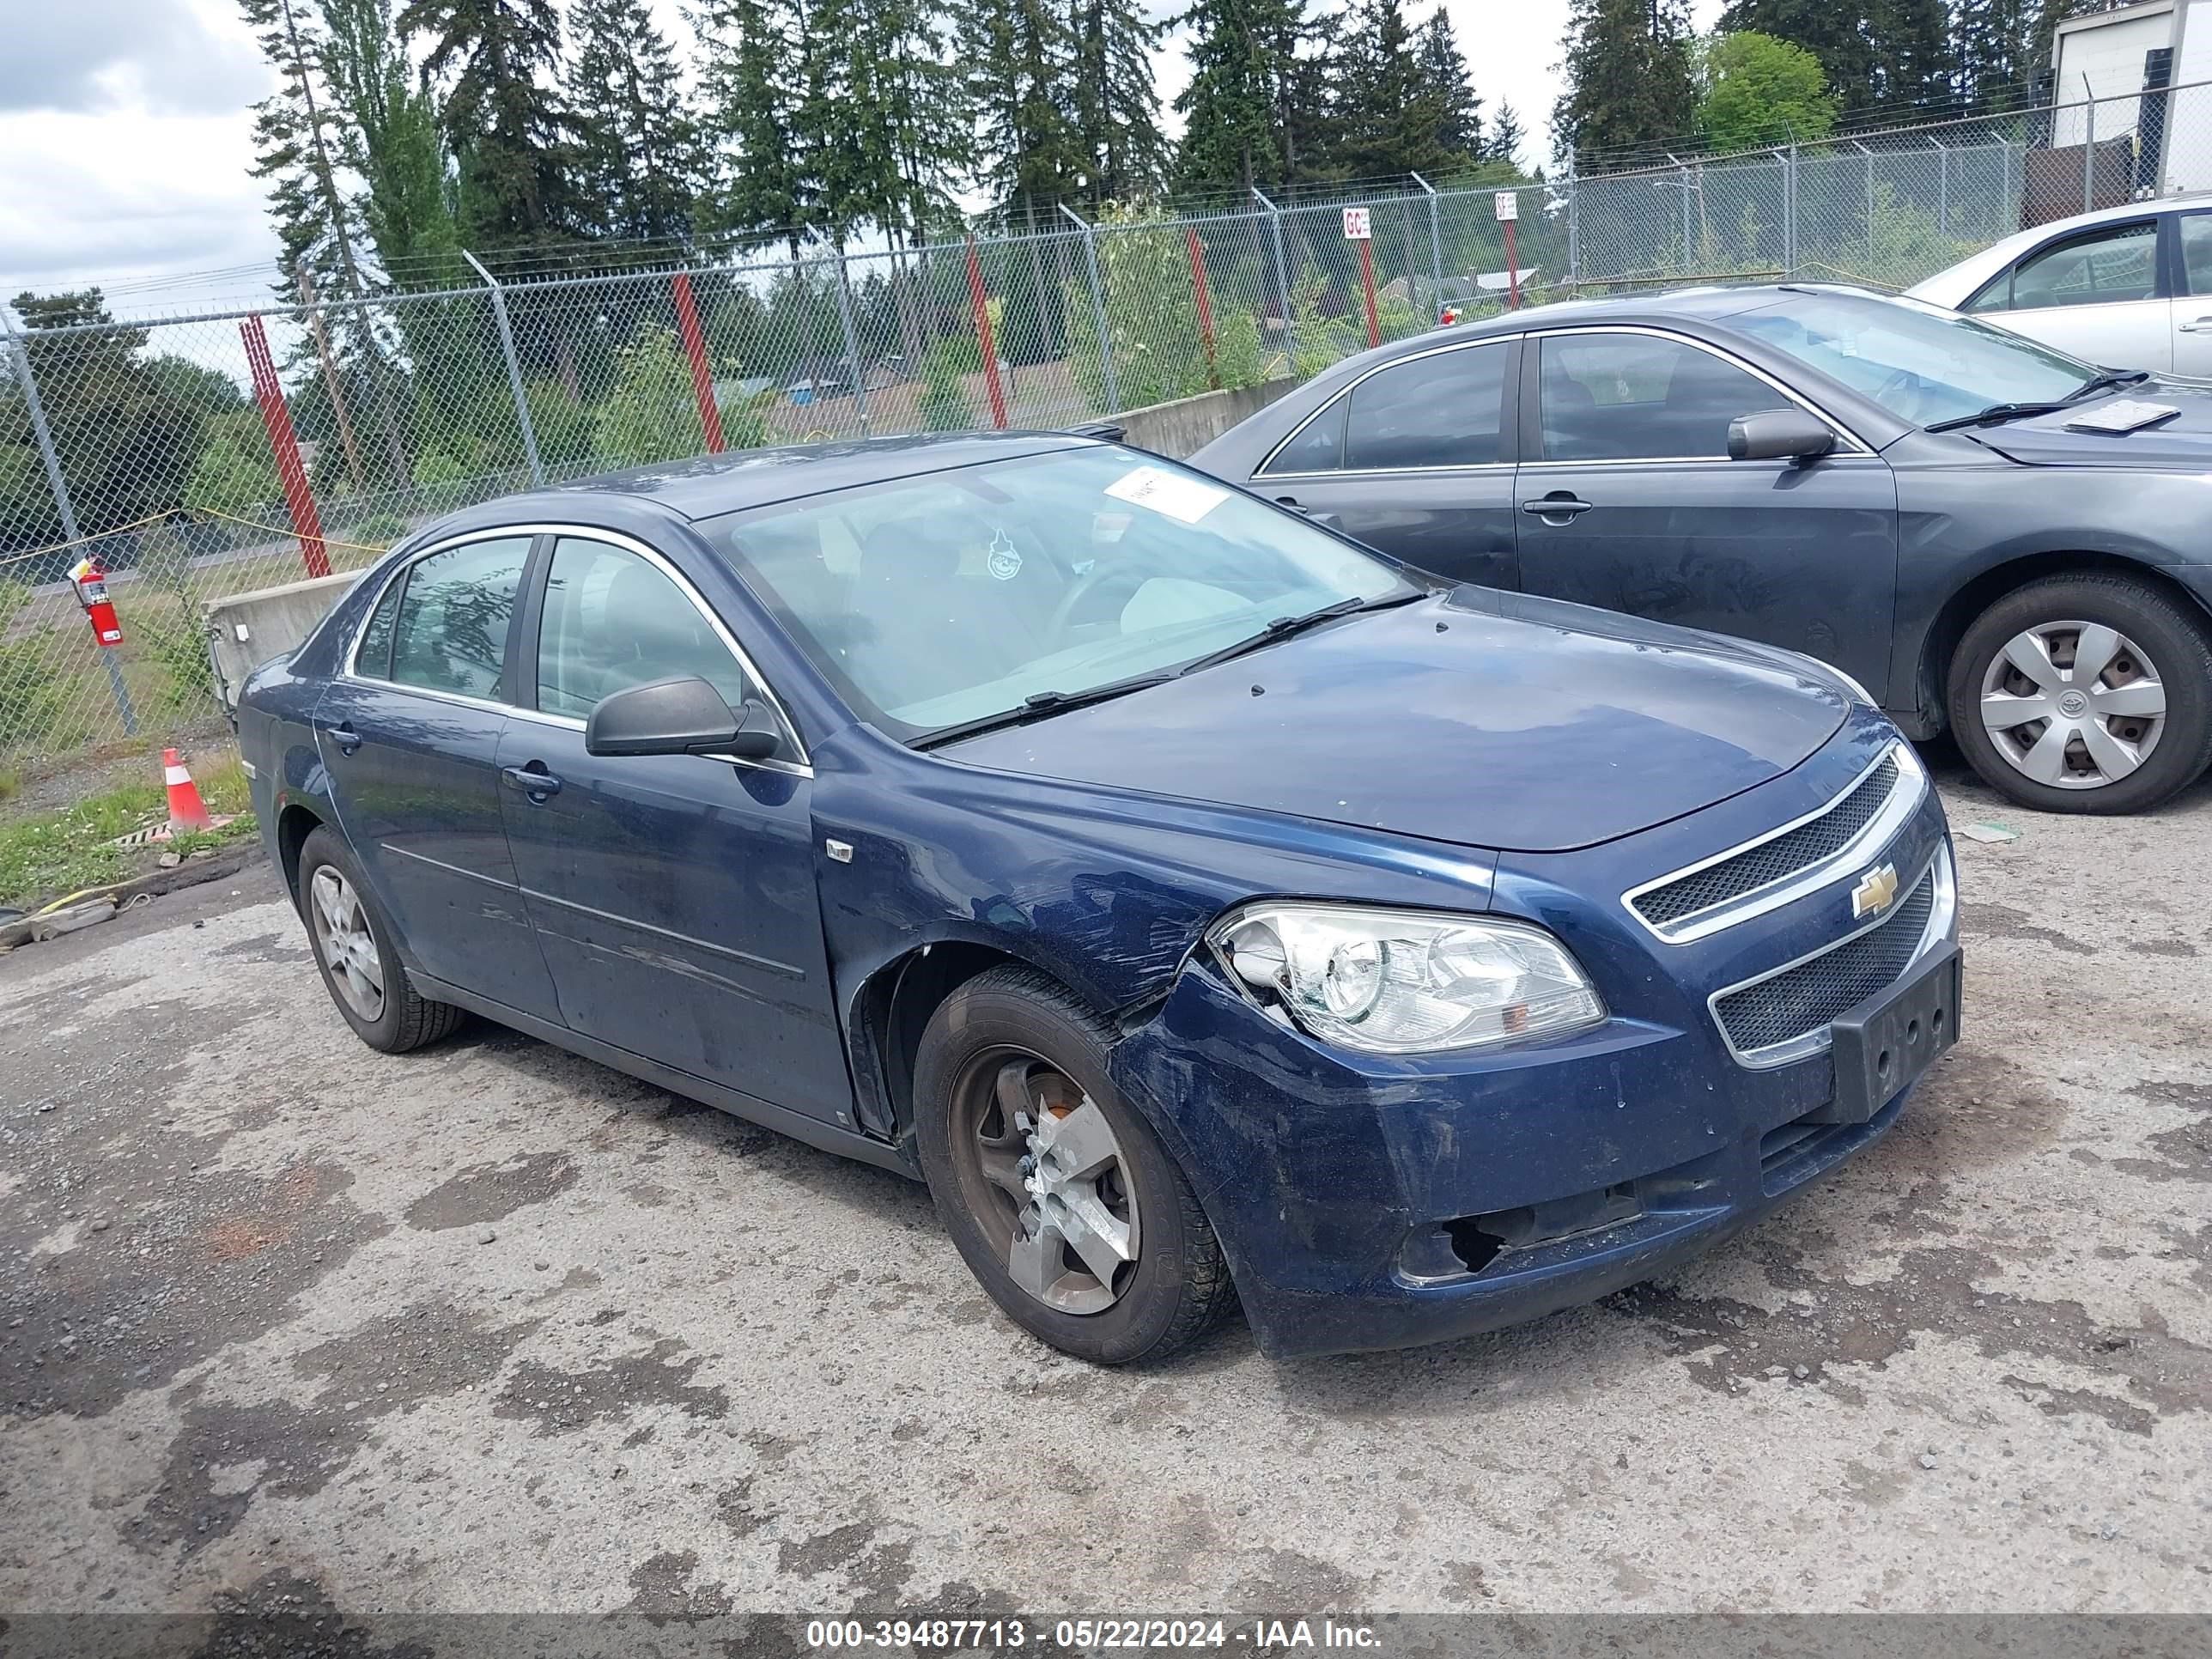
{"left": 1046, "top": 562, "right": 1125, "bottom": 640}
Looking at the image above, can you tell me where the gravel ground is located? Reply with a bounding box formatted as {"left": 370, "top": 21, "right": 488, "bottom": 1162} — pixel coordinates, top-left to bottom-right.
{"left": 2, "top": 754, "right": 2208, "bottom": 1625}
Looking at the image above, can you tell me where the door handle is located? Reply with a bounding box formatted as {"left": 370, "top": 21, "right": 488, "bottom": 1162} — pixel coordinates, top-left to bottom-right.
{"left": 2180, "top": 318, "right": 2212, "bottom": 332}
{"left": 318, "top": 720, "right": 362, "bottom": 755}
{"left": 1522, "top": 494, "right": 1594, "bottom": 521}
{"left": 501, "top": 763, "right": 562, "bottom": 800}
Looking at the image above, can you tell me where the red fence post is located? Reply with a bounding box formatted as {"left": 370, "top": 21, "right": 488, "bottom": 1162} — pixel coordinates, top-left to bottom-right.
{"left": 1504, "top": 218, "right": 1520, "bottom": 311}
{"left": 671, "top": 272, "right": 726, "bottom": 453}
{"left": 241, "top": 313, "right": 331, "bottom": 579}
{"left": 1358, "top": 240, "right": 1382, "bottom": 349}
{"left": 1185, "top": 226, "right": 1219, "bottom": 390}
{"left": 965, "top": 235, "right": 1009, "bottom": 430}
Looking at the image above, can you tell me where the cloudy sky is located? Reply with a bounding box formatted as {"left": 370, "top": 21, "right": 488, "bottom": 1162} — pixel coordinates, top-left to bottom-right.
{"left": 0, "top": 0, "right": 1718, "bottom": 317}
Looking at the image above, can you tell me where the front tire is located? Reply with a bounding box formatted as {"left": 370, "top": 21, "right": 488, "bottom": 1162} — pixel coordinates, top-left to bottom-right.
{"left": 1947, "top": 574, "right": 2212, "bottom": 814}
{"left": 295, "top": 825, "right": 462, "bottom": 1054}
{"left": 913, "top": 966, "right": 1234, "bottom": 1364}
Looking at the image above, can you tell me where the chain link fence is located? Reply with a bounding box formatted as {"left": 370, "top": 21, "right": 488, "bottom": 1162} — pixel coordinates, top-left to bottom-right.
{"left": 4, "top": 76, "right": 2206, "bottom": 784}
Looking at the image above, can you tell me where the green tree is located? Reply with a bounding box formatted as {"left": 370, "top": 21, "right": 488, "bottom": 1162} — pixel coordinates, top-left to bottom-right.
{"left": 963, "top": 0, "right": 1085, "bottom": 215}
{"left": 184, "top": 410, "right": 283, "bottom": 514}
{"left": 1070, "top": 0, "right": 1168, "bottom": 200}
{"left": 1717, "top": 0, "right": 1875, "bottom": 112}
{"left": 1416, "top": 10, "right": 1484, "bottom": 161}
{"left": 237, "top": 0, "right": 376, "bottom": 309}
{"left": 1695, "top": 30, "right": 1839, "bottom": 151}
{"left": 1867, "top": 0, "right": 1953, "bottom": 113}
{"left": 596, "top": 328, "right": 710, "bottom": 465}
{"left": 1330, "top": 0, "right": 1451, "bottom": 178}
{"left": 1957, "top": 0, "right": 2045, "bottom": 112}
{"left": 323, "top": 0, "right": 463, "bottom": 281}
{"left": 692, "top": 0, "right": 813, "bottom": 251}
{"left": 398, "top": 0, "right": 574, "bottom": 245}
{"left": 1176, "top": 0, "right": 1296, "bottom": 192}
{"left": 568, "top": 0, "right": 706, "bottom": 240}
{"left": 1485, "top": 101, "right": 1527, "bottom": 168}
{"left": 1553, "top": 0, "right": 1698, "bottom": 168}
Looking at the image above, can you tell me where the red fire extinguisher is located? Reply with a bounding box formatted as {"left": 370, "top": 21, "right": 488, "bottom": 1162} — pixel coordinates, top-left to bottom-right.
{"left": 68, "top": 556, "right": 125, "bottom": 647}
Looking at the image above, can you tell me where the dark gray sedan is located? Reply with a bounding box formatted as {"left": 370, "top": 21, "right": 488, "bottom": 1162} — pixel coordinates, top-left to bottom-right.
{"left": 1194, "top": 284, "right": 2212, "bottom": 813}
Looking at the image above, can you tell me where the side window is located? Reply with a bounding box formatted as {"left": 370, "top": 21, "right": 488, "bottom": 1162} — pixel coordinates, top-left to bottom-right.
{"left": 387, "top": 536, "right": 531, "bottom": 699}
{"left": 1341, "top": 343, "right": 1506, "bottom": 470}
{"left": 2179, "top": 213, "right": 2212, "bottom": 295}
{"left": 1260, "top": 399, "right": 1347, "bottom": 474}
{"left": 354, "top": 568, "right": 404, "bottom": 679}
{"left": 2006, "top": 220, "right": 2158, "bottom": 311}
{"left": 535, "top": 538, "right": 757, "bottom": 720}
{"left": 1539, "top": 333, "right": 1782, "bottom": 462}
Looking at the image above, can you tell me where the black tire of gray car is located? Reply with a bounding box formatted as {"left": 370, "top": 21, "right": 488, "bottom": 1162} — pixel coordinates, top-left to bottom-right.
{"left": 912, "top": 965, "right": 1237, "bottom": 1364}
{"left": 295, "top": 825, "right": 465, "bottom": 1054}
{"left": 1947, "top": 574, "right": 2212, "bottom": 816}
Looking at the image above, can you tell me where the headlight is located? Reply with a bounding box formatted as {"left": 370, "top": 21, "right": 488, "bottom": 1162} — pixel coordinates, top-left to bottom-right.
{"left": 1206, "top": 902, "right": 1607, "bottom": 1054}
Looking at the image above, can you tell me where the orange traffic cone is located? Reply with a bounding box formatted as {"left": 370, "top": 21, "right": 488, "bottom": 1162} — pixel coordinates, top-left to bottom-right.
{"left": 163, "top": 748, "right": 212, "bottom": 831}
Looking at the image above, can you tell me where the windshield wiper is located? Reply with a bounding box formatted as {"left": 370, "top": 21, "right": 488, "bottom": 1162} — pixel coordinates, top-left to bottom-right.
{"left": 1172, "top": 590, "right": 1423, "bottom": 678}
{"left": 909, "top": 670, "right": 1175, "bottom": 750}
{"left": 1925, "top": 370, "right": 2155, "bottom": 434}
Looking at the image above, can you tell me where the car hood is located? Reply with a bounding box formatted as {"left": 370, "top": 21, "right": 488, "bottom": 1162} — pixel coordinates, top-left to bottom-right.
{"left": 1971, "top": 378, "right": 2212, "bottom": 468}
{"left": 938, "top": 590, "right": 1850, "bottom": 854}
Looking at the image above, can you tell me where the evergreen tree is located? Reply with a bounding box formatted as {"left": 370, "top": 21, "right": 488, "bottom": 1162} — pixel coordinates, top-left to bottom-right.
{"left": 1957, "top": 0, "right": 2044, "bottom": 112}
{"left": 690, "top": 0, "right": 813, "bottom": 249}
{"left": 567, "top": 0, "right": 707, "bottom": 240}
{"left": 1330, "top": 0, "right": 1449, "bottom": 178}
{"left": 1717, "top": 0, "right": 1875, "bottom": 112}
{"left": 1866, "top": 0, "right": 1953, "bottom": 112}
{"left": 237, "top": 0, "right": 374, "bottom": 307}
{"left": 1552, "top": 0, "right": 1698, "bottom": 167}
{"left": 1416, "top": 10, "right": 1485, "bottom": 161}
{"left": 1176, "top": 0, "right": 1294, "bottom": 193}
{"left": 1486, "top": 100, "right": 1526, "bottom": 168}
{"left": 320, "top": 0, "right": 462, "bottom": 279}
{"left": 1070, "top": 0, "right": 1170, "bottom": 200}
{"left": 962, "top": 0, "right": 1085, "bottom": 215}
{"left": 397, "top": 0, "right": 574, "bottom": 244}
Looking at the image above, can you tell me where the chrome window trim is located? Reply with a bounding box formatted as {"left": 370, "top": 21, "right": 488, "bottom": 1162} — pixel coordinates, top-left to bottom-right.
{"left": 1621, "top": 740, "right": 1926, "bottom": 943}
{"left": 1706, "top": 841, "right": 1955, "bottom": 1071}
{"left": 339, "top": 521, "right": 812, "bottom": 775}
{"left": 1254, "top": 333, "right": 1519, "bottom": 479}
{"left": 1528, "top": 323, "right": 1875, "bottom": 459}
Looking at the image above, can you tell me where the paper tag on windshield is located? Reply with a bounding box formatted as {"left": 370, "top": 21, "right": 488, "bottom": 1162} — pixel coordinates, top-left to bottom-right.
{"left": 1104, "top": 465, "right": 1227, "bottom": 524}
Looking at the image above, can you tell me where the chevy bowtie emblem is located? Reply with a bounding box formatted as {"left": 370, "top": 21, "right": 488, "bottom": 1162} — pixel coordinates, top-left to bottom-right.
{"left": 1851, "top": 863, "right": 1899, "bottom": 920}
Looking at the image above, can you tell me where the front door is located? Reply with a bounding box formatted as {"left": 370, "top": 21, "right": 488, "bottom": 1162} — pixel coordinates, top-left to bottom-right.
{"left": 1249, "top": 336, "right": 1520, "bottom": 591}
{"left": 1968, "top": 216, "right": 2171, "bottom": 372}
{"left": 314, "top": 532, "right": 562, "bottom": 1020}
{"left": 1511, "top": 329, "right": 1901, "bottom": 702}
{"left": 495, "top": 532, "right": 852, "bottom": 1126}
{"left": 2167, "top": 210, "right": 2212, "bottom": 376}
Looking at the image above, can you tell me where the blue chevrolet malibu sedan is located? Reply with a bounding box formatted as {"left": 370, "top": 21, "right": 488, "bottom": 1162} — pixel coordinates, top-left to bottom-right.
{"left": 237, "top": 432, "right": 1960, "bottom": 1363}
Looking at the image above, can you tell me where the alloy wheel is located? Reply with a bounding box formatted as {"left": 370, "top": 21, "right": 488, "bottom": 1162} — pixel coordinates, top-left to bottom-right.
{"left": 950, "top": 1050, "right": 1141, "bottom": 1315}
{"left": 1978, "top": 619, "right": 2166, "bottom": 791}
{"left": 309, "top": 866, "right": 386, "bottom": 1022}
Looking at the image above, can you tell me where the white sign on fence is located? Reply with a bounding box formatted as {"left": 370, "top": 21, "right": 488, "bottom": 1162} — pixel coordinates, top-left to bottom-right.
{"left": 1494, "top": 191, "right": 1519, "bottom": 222}
{"left": 1342, "top": 207, "right": 1371, "bottom": 240}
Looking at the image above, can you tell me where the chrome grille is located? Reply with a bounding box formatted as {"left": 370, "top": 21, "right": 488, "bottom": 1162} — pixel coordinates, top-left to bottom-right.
{"left": 1713, "top": 867, "right": 1936, "bottom": 1059}
{"left": 1634, "top": 751, "right": 1900, "bottom": 930}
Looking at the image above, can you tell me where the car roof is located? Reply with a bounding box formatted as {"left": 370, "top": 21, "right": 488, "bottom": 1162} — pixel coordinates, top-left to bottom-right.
{"left": 445, "top": 430, "right": 1100, "bottom": 532}
{"left": 1907, "top": 191, "right": 2212, "bottom": 302}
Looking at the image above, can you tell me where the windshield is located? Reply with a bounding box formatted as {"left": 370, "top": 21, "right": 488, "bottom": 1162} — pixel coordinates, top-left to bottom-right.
{"left": 699, "top": 446, "right": 1414, "bottom": 740}
{"left": 1733, "top": 290, "right": 2099, "bottom": 428}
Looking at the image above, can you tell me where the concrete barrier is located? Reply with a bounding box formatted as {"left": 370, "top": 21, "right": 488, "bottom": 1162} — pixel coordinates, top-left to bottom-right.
{"left": 196, "top": 381, "right": 1302, "bottom": 710}
{"left": 203, "top": 570, "right": 360, "bottom": 713}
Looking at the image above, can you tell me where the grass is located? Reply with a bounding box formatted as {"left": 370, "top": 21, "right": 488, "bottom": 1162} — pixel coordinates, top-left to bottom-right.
{"left": 0, "top": 753, "right": 257, "bottom": 912}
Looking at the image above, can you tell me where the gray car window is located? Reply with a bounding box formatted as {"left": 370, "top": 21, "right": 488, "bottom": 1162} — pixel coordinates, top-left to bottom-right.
{"left": 2002, "top": 220, "right": 2158, "bottom": 311}
{"left": 1260, "top": 399, "right": 1347, "bottom": 474}
{"left": 386, "top": 536, "right": 532, "bottom": 700}
{"left": 1340, "top": 344, "right": 1506, "bottom": 470}
{"left": 536, "top": 538, "right": 756, "bottom": 719}
{"left": 1540, "top": 334, "right": 1774, "bottom": 461}
{"left": 2179, "top": 213, "right": 2212, "bottom": 295}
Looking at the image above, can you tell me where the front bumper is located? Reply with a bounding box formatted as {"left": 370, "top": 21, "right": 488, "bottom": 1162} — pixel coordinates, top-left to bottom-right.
{"left": 1107, "top": 722, "right": 1956, "bottom": 1360}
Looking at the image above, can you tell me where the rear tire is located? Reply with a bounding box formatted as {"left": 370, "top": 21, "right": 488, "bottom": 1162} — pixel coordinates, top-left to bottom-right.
{"left": 913, "top": 966, "right": 1234, "bottom": 1364}
{"left": 295, "top": 826, "right": 463, "bottom": 1054}
{"left": 1946, "top": 573, "right": 2212, "bottom": 815}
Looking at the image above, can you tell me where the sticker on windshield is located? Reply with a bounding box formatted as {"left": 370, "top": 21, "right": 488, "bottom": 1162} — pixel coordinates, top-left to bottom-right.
{"left": 986, "top": 527, "right": 1024, "bottom": 580}
{"left": 1104, "top": 465, "right": 1228, "bottom": 524}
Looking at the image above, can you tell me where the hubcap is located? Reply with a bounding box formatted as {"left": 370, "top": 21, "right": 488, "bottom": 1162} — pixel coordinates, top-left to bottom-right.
{"left": 1978, "top": 619, "right": 2166, "bottom": 791}
{"left": 309, "top": 866, "right": 386, "bottom": 1021}
{"left": 952, "top": 1052, "right": 1140, "bottom": 1316}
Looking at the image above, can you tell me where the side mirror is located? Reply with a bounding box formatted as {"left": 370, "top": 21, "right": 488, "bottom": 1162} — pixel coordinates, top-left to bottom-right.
{"left": 585, "top": 676, "right": 781, "bottom": 761}
{"left": 1728, "top": 408, "right": 1837, "bottom": 465}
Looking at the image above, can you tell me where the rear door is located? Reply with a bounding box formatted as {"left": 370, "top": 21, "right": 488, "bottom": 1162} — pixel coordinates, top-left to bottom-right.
{"left": 494, "top": 531, "right": 852, "bottom": 1126}
{"left": 1963, "top": 216, "right": 2171, "bottom": 369}
{"left": 1248, "top": 336, "right": 1519, "bottom": 591}
{"left": 2166, "top": 209, "right": 2212, "bottom": 375}
{"left": 1510, "top": 327, "right": 1901, "bottom": 700}
{"left": 313, "top": 532, "right": 562, "bottom": 1020}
